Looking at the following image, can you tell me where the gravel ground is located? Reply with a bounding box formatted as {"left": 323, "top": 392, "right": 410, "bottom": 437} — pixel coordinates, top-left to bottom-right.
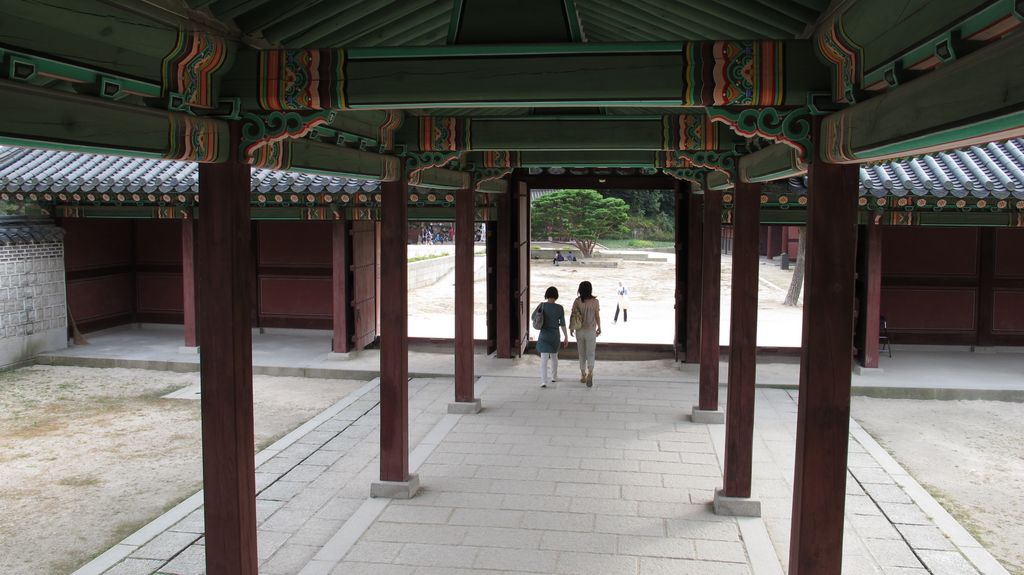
{"left": 0, "top": 365, "right": 365, "bottom": 575}
{"left": 852, "top": 397, "right": 1024, "bottom": 574}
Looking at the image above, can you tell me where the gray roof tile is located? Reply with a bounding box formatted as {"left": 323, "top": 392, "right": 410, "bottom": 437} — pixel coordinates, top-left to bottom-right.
{"left": 3, "top": 140, "right": 1024, "bottom": 201}
{"left": 0, "top": 147, "right": 380, "bottom": 196}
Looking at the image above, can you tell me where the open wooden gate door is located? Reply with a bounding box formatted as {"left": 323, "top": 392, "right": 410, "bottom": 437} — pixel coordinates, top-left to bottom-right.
{"left": 351, "top": 220, "right": 377, "bottom": 350}
{"left": 514, "top": 182, "right": 530, "bottom": 357}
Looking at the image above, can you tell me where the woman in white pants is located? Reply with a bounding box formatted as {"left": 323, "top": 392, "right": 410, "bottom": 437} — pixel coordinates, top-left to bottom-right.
{"left": 536, "top": 286, "right": 568, "bottom": 388}
{"left": 569, "top": 281, "right": 602, "bottom": 387}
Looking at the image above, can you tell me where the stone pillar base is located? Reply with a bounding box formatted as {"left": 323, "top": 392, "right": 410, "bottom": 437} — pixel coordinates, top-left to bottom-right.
{"left": 853, "top": 365, "right": 884, "bottom": 375}
{"left": 327, "top": 350, "right": 360, "bottom": 361}
{"left": 177, "top": 346, "right": 199, "bottom": 355}
{"left": 370, "top": 474, "right": 420, "bottom": 499}
{"left": 691, "top": 406, "right": 725, "bottom": 424}
{"left": 448, "top": 398, "right": 483, "bottom": 414}
{"left": 713, "top": 488, "right": 762, "bottom": 517}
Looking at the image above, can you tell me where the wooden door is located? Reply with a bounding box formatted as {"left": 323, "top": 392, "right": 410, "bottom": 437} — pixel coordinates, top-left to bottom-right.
{"left": 514, "top": 183, "right": 530, "bottom": 357}
{"left": 351, "top": 220, "right": 376, "bottom": 350}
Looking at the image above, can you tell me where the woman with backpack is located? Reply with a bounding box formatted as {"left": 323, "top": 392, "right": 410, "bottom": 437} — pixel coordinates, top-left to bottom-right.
{"left": 569, "top": 280, "right": 602, "bottom": 387}
{"left": 534, "top": 286, "right": 568, "bottom": 388}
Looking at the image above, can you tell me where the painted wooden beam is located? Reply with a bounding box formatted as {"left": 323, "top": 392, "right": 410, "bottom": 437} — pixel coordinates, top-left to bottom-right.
{"left": 196, "top": 122, "right": 258, "bottom": 574}
{"left": 224, "top": 41, "right": 826, "bottom": 109}
{"left": 739, "top": 143, "right": 808, "bottom": 183}
{"left": 0, "top": 81, "right": 228, "bottom": 162}
{"left": 723, "top": 181, "right": 760, "bottom": 498}
{"left": 284, "top": 139, "right": 400, "bottom": 180}
{"left": 400, "top": 115, "right": 737, "bottom": 152}
{"left": 821, "top": 30, "right": 1024, "bottom": 163}
{"left": 789, "top": 158, "right": 859, "bottom": 575}
{"left": 818, "top": 0, "right": 1022, "bottom": 102}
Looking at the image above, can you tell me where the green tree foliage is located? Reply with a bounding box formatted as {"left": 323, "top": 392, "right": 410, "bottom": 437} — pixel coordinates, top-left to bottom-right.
{"left": 531, "top": 189, "right": 629, "bottom": 257}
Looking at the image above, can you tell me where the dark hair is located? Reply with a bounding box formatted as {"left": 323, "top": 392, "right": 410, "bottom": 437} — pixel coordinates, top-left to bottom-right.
{"left": 544, "top": 286, "right": 558, "bottom": 300}
{"left": 577, "top": 281, "right": 594, "bottom": 300}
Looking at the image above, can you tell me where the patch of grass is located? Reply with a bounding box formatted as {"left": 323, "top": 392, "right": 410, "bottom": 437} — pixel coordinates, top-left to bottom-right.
{"left": 600, "top": 239, "right": 674, "bottom": 249}
{"left": 407, "top": 252, "right": 448, "bottom": 263}
{"left": 58, "top": 475, "right": 101, "bottom": 488}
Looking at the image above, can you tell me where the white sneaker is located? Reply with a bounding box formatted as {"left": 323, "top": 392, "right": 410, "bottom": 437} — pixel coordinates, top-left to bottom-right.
{"left": 540, "top": 382, "right": 547, "bottom": 388}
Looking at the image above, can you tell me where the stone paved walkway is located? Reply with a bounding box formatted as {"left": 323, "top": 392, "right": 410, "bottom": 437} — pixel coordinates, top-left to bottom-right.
{"left": 83, "top": 374, "right": 1005, "bottom": 575}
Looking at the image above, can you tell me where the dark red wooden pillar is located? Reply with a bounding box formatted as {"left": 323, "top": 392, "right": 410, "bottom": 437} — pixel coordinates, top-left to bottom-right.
{"left": 378, "top": 178, "right": 411, "bottom": 487}
{"left": 182, "top": 217, "right": 197, "bottom": 348}
{"left": 332, "top": 219, "right": 353, "bottom": 354}
{"left": 858, "top": 223, "right": 882, "bottom": 368}
{"left": 697, "top": 186, "right": 722, "bottom": 415}
{"left": 765, "top": 225, "right": 776, "bottom": 260}
{"left": 452, "top": 187, "right": 480, "bottom": 411}
{"left": 722, "top": 181, "right": 760, "bottom": 499}
{"left": 789, "top": 158, "right": 860, "bottom": 575}
{"left": 197, "top": 122, "right": 257, "bottom": 574}
{"left": 494, "top": 182, "right": 512, "bottom": 358}
{"left": 673, "top": 181, "right": 688, "bottom": 361}
{"left": 485, "top": 218, "right": 498, "bottom": 355}
{"left": 685, "top": 191, "right": 703, "bottom": 363}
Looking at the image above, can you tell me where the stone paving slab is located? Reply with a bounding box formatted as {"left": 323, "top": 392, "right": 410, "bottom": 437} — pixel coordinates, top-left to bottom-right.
{"left": 81, "top": 374, "right": 1008, "bottom": 575}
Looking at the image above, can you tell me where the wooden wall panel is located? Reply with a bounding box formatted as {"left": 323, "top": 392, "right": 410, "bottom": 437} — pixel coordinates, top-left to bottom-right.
{"left": 258, "top": 277, "right": 332, "bottom": 318}
{"left": 881, "top": 287, "right": 977, "bottom": 332}
{"left": 136, "top": 273, "right": 185, "bottom": 313}
{"left": 992, "top": 290, "right": 1024, "bottom": 333}
{"left": 882, "top": 227, "right": 978, "bottom": 277}
{"left": 67, "top": 274, "right": 134, "bottom": 326}
{"left": 63, "top": 219, "right": 133, "bottom": 271}
{"left": 134, "top": 220, "right": 182, "bottom": 265}
{"left": 258, "top": 221, "right": 331, "bottom": 266}
{"left": 994, "top": 229, "right": 1024, "bottom": 278}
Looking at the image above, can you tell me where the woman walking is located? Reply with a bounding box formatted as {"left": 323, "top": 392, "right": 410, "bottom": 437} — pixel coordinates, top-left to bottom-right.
{"left": 569, "top": 281, "right": 602, "bottom": 387}
{"left": 536, "top": 286, "right": 568, "bottom": 388}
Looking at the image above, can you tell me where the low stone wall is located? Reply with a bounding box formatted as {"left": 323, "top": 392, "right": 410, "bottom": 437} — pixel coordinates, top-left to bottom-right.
{"left": 0, "top": 219, "right": 67, "bottom": 368}
{"left": 407, "top": 254, "right": 486, "bottom": 289}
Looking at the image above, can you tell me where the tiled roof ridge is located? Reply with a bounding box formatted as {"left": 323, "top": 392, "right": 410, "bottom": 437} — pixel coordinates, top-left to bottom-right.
{"left": 2, "top": 140, "right": 1024, "bottom": 200}
{"left": 0, "top": 217, "right": 66, "bottom": 245}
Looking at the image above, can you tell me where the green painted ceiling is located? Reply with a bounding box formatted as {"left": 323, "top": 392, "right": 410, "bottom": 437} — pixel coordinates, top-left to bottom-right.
{"left": 185, "top": 0, "right": 832, "bottom": 119}
{"left": 189, "top": 0, "right": 830, "bottom": 48}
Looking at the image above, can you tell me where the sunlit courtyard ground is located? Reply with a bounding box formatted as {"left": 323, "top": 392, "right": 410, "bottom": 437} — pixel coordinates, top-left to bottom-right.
{"left": 2, "top": 246, "right": 1022, "bottom": 573}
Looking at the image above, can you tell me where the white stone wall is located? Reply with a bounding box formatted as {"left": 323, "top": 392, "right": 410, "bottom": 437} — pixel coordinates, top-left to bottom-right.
{"left": 0, "top": 240, "right": 67, "bottom": 367}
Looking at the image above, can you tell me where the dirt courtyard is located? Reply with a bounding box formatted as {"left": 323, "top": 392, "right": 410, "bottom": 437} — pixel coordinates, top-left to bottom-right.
{"left": 0, "top": 365, "right": 365, "bottom": 575}
{"left": 853, "top": 397, "right": 1024, "bottom": 574}
{"left": 408, "top": 247, "right": 804, "bottom": 346}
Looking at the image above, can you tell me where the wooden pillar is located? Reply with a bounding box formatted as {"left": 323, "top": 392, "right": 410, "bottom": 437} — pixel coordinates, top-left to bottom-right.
{"left": 453, "top": 187, "right": 478, "bottom": 408}
{"left": 722, "top": 181, "right": 760, "bottom": 498}
{"left": 765, "top": 225, "right": 776, "bottom": 260}
{"left": 494, "top": 182, "right": 512, "bottom": 358}
{"left": 858, "top": 223, "right": 882, "bottom": 368}
{"left": 182, "top": 217, "right": 197, "bottom": 348}
{"left": 789, "top": 158, "right": 860, "bottom": 575}
{"left": 485, "top": 219, "right": 497, "bottom": 356}
{"left": 378, "top": 178, "right": 411, "bottom": 486}
{"left": 674, "top": 181, "right": 689, "bottom": 361}
{"left": 197, "top": 122, "right": 257, "bottom": 574}
{"left": 697, "top": 187, "right": 722, "bottom": 412}
{"left": 685, "top": 191, "right": 703, "bottom": 363}
{"left": 332, "top": 219, "right": 353, "bottom": 354}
